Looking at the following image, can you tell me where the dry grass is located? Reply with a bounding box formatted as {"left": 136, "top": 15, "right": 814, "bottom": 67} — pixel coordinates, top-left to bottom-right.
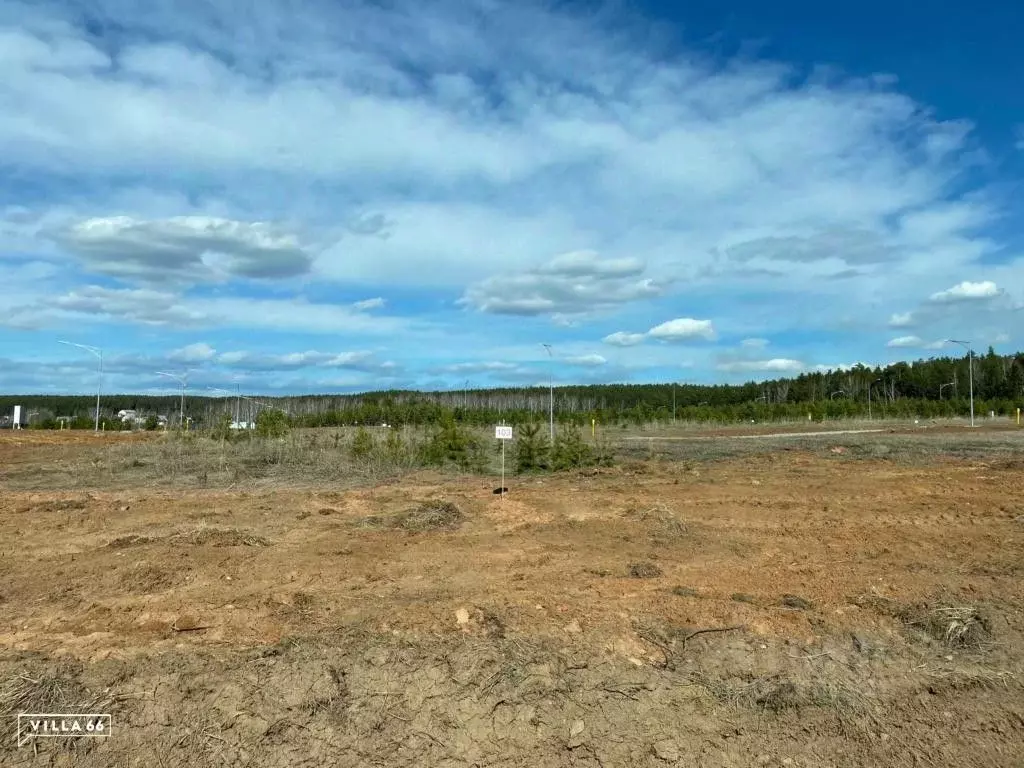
{"left": 855, "top": 592, "right": 994, "bottom": 650}
{"left": 172, "top": 527, "right": 271, "bottom": 548}
{"left": 902, "top": 605, "right": 992, "bottom": 649}
{"left": 690, "top": 670, "right": 870, "bottom": 721}
{"left": 355, "top": 500, "right": 464, "bottom": 533}
{"left": 0, "top": 660, "right": 114, "bottom": 752}
{"left": 621, "top": 502, "right": 688, "bottom": 540}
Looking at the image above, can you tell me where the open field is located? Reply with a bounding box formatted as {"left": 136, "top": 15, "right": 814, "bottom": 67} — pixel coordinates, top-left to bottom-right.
{"left": 1, "top": 426, "right": 1023, "bottom": 766}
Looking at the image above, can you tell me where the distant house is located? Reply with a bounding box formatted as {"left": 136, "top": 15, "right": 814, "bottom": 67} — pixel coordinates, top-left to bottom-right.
{"left": 117, "top": 409, "right": 138, "bottom": 424}
{"left": 230, "top": 421, "right": 254, "bottom": 430}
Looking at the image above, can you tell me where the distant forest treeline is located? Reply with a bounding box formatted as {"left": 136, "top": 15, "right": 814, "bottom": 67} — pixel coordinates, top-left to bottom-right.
{"left": 3, "top": 349, "right": 1024, "bottom": 429}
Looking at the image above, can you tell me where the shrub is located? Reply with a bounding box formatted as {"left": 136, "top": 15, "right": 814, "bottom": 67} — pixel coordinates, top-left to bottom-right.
{"left": 350, "top": 426, "right": 375, "bottom": 459}
{"left": 421, "top": 418, "right": 485, "bottom": 470}
{"left": 144, "top": 415, "right": 160, "bottom": 431}
{"left": 550, "top": 425, "right": 593, "bottom": 471}
{"left": 255, "top": 409, "right": 290, "bottom": 438}
{"left": 210, "top": 413, "right": 233, "bottom": 441}
{"left": 381, "top": 428, "right": 406, "bottom": 462}
{"left": 514, "top": 423, "right": 550, "bottom": 472}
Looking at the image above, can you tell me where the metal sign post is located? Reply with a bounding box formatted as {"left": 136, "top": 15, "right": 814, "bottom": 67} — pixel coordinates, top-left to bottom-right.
{"left": 495, "top": 425, "right": 513, "bottom": 500}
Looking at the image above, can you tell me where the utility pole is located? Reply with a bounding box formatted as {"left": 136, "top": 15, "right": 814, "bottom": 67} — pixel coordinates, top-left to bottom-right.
{"left": 542, "top": 343, "right": 554, "bottom": 442}
{"left": 59, "top": 341, "right": 103, "bottom": 431}
{"left": 947, "top": 340, "right": 975, "bottom": 427}
{"left": 157, "top": 371, "right": 188, "bottom": 429}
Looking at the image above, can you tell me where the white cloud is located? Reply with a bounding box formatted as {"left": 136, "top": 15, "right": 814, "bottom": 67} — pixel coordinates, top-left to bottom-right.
{"left": 886, "top": 335, "right": 923, "bottom": 348}
{"left": 214, "top": 349, "right": 392, "bottom": 372}
{"left": 565, "top": 354, "right": 607, "bottom": 367}
{"left": 440, "top": 361, "right": 519, "bottom": 373}
{"left": 647, "top": 318, "right": 717, "bottom": 342}
{"left": 888, "top": 312, "right": 915, "bottom": 328}
{"left": 928, "top": 280, "right": 1001, "bottom": 304}
{"left": 740, "top": 337, "right": 769, "bottom": 349}
{"left": 602, "top": 331, "right": 646, "bottom": 347}
{"left": 168, "top": 342, "right": 217, "bottom": 363}
{"left": 5, "top": 285, "right": 416, "bottom": 336}
{"left": 353, "top": 297, "right": 386, "bottom": 310}
{"left": 49, "top": 286, "right": 207, "bottom": 327}
{"left": 717, "top": 358, "right": 805, "bottom": 373}
{"left": 52, "top": 216, "right": 313, "bottom": 283}
{"left": 459, "top": 251, "right": 666, "bottom": 316}
{"left": 602, "top": 317, "right": 717, "bottom": 347}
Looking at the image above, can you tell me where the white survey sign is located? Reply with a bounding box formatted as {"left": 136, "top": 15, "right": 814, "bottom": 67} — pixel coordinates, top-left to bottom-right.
{"left": 495, "top": 425, "right": 513, "bottom": 440}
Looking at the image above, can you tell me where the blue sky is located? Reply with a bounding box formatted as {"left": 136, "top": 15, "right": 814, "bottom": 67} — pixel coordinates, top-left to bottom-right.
{"left": 1, "top": 0, "right": 1022, "bottom": 396}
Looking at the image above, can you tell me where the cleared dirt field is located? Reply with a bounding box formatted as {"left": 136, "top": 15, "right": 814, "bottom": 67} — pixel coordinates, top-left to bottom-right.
{"left": 1, "top": 427, "right": 1023, "bottom": 766}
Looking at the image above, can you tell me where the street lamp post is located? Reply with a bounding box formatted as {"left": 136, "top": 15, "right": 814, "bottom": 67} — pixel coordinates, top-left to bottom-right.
{"left": 541, "top": 343, "right": 554, "bottom": 442}
{"left": 947, "top": 340, "right": 975, "bottom": 427}
{"left": 59, "top": 341, "right": 102, "bottom": 432}
{"left": 157, "top": 371, "right": 188, "bottom": 429}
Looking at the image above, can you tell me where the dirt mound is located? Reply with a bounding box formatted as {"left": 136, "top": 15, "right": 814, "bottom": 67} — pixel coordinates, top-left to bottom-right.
{"left": 356, "top": 500, "right": 464, "bottom": 532}
{"left": 629, "top": 561, "right": 663, "bottom": 578}
{"left": 173, "top": 528, "right": 270, "bottom": 547}
{"left": 106, "top": 534, "right": 154, "bottom": 548}
{"left": 117, "top": 563, "right": 183, "bottom": 594}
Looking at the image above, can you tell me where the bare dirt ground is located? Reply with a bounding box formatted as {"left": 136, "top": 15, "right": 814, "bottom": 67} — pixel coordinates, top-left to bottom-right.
{"left": 1, "top": 428, "right": 1023, "bottom": 766}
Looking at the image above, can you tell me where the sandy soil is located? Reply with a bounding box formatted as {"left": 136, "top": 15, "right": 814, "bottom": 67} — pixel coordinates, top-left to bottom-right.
{"left": 1, "top": 431, "right": 1022, "bottom": 766}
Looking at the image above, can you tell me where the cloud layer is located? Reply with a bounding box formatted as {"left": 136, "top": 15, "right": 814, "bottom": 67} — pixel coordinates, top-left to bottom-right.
{"left": 0, "top": 0, "right": 1021, "bottom": 392}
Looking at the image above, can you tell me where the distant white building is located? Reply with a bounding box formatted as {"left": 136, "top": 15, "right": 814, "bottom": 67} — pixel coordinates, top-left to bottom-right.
{"left": 2, "top": 405, "right": 27, "bottom": 429}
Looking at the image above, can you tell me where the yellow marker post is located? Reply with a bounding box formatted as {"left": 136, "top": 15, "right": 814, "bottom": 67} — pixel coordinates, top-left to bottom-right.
{"left": 591, "top": 418, "right": 596, "bottom": 438}
{"left": 1017, "top": 407, "right": 1021, "bottom": 426}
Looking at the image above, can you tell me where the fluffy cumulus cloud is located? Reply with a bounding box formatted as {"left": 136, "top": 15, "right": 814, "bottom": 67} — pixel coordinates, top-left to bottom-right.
{"left": 0, "top": 0, "right": 1021, "bottom": 392}
{"left": 459, "top": 251, "right": 666, "bottom": 317}
{"left": 928, "top": 281, "right": 1001, "bottom": 304}
{"left": 879, "top": 280, "right": 1020, "bottom": 354}
{"left": 604, "top": 318, "right": 716, "bottom": 346}
{"left": 885, "top": 335, "right": 923, "bottom": 349}
{"left": 49, "top": 217, "right": 313, "bottom": 283}
{"left": 169, "top": 342, "right": 217, "bottom": 363}
{"left": 602, "top": 332, "right": 647, "bottom": 347}
{"left": 647, "top": 318, "right": 717, "bottom": 342}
